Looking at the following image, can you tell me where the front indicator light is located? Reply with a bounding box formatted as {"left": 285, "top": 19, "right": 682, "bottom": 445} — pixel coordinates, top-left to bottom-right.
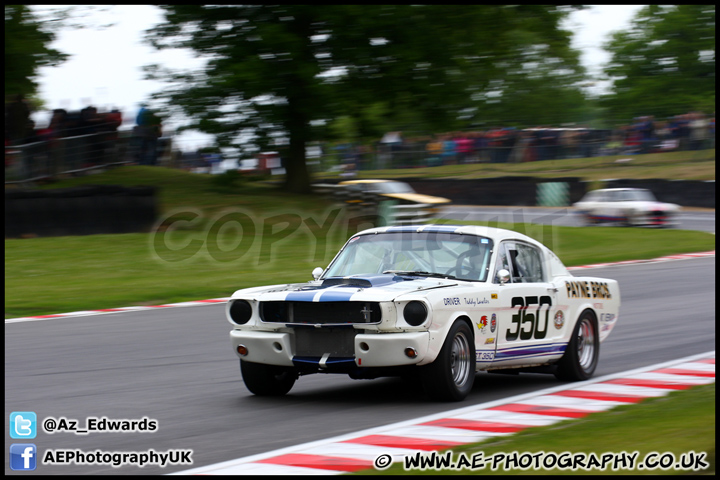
{"left": 237, "top": 345, "right": 248, "bottom": 356}
{"left": 404, "top": 347, "right": 418, "bottom": 359}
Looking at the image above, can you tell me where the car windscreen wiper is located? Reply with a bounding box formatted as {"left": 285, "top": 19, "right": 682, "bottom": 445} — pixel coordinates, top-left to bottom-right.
{"left": 383, "top": 270, "right": 459, "bottom": 280}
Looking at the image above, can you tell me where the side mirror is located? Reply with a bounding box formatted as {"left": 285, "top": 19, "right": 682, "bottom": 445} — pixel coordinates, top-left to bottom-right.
{"left": 497, "top": 269, "right": 511, "bottom": 285}
{"left": 312, "top": 267, "right": 324, "bottom": 280}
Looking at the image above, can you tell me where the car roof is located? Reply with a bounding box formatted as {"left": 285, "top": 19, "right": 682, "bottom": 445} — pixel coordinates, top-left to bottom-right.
{"left": 339, "top": 179, "right": 396, "bottom": 185}
{"left": 590, "top": 187, "right": 648, "bottom": 193}
{"left": 353, "top": 224, "right": 542, "bottom": 247}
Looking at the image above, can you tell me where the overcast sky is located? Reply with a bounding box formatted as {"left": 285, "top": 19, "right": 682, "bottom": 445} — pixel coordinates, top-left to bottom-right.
{"left": 31, "top": 5, "right": 645, "bottom": 151}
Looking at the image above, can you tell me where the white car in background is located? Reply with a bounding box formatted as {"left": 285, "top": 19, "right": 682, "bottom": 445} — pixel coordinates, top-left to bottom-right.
{"left": 226, "top": 225, "right": 620, "bottom": 401}
{"left": 574, "top": 188, "right": 680, "bottom": 227}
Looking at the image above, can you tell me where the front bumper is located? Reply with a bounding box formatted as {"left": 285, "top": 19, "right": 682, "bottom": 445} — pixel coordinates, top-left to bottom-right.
{"left": 229, "top": 329, "right": 431, "bottom": 368}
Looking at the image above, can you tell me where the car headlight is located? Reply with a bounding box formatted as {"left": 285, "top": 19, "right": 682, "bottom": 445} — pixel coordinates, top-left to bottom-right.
{"left": 403, "top": 301, "right": 428, "bottom": 326}
{"left": 229, "top": 299, "right": 253, "bottom": 325}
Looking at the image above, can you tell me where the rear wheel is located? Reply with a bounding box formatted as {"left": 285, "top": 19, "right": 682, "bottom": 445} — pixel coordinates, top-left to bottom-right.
{"left": 240, "top": 360, "right": 297, "bottom": 396}
{"left": 422, "top": 320, "right": 475, "bottom": 401}
{"left": 555, "top": 310, "right": 599, "bottom": 381}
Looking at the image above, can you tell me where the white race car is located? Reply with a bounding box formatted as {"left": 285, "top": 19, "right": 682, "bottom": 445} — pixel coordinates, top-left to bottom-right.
{"left": 574, "top": 188, "right": 680, "bottom": 227}
{"left": 226, "top": 225, "right": 620, "bottom": 401}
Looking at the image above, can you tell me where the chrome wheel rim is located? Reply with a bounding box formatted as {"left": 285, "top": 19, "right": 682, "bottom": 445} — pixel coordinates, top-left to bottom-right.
{"left": 450, "top": 332, "right": 472, "bottom": 386}
{"left": 577, "top": 318, "right": 596, "bottom": 371}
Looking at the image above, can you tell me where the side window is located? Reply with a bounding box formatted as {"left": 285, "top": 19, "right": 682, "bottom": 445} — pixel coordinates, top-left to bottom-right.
{"left": 514, "top": 243, "right": 544, "bottom": 283}
{"left": 494, "top": 241, "right": 544, "bottom": 283}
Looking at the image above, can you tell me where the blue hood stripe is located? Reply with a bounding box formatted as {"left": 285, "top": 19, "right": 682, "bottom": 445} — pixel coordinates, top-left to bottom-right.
{"left": 317, "top": 288, "right": 357, "bottom": 302}
{"left": 282, "top": 274, "right": 413, "bottom": 302}
{"left": 286, "top": 290, "right": 321, "bottom": 302}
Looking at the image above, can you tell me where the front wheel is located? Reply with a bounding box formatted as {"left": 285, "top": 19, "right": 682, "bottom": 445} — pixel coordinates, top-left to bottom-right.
{"left": 421, "top": 321, "right": 475, "bottom": 401}
{"left": 240, "top": 360, "right": 297, "bottom": 396}
{"left": 555, "top": 310, "right": 599, "bottom": 381}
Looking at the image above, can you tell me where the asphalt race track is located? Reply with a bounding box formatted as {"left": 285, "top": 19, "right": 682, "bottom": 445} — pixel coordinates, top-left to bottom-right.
{"left": 5, "top": 249, "right": 714, "bottom": 475}
{"left": 441, "top": 206, "right": 716, "bottom": 233}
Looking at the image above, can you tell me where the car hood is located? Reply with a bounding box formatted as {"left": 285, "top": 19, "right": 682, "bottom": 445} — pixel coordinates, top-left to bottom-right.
{"left": 380, "top": 192, "right": 451, "bottom": 204}
{"left": 232, "top": 274, "right": 460, "bottom": 303}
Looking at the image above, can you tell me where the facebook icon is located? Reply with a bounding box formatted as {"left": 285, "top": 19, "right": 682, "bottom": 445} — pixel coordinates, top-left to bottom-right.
{"left": 10, "top": 444, "right": 37, "bottom": 471}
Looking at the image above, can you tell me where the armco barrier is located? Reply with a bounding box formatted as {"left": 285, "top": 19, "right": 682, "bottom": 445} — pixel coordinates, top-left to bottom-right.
{"left": 405, "top": 177, "right": 587, "bottom": 206}
{"left": 405, "top": 177, "right": 537, "bottom": 206}
{"left": 5, "top": 185, "right": 157, "bottom": 238}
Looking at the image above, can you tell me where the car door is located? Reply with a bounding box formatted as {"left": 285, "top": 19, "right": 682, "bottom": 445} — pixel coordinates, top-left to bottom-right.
{"left": 587, "top": 190, "right": 607, "bottom": 220}
{"left": 492, "top": 240, "right": 560, "bottom": 368}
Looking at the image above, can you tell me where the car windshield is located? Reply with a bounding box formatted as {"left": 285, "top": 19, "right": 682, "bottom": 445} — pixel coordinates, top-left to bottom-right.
{"left": 323, "top": 231, "right": 493, "bottom": 282}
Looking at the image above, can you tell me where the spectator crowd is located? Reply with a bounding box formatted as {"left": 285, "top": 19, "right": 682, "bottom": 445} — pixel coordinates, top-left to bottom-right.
{"left": 5, "top": 95, "right": 168, "bottom": 181}
{"left": 332, "top": 111, "right": 714, "bottom": 172}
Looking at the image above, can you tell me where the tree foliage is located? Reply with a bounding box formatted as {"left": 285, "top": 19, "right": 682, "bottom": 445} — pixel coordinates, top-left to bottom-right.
{"left": 600, "top": 5, "right": 715, "bottom": 123}
{"left": 4, "top": 5, "right": 68, "bottom": 99}
{"left": 146, "top": 5, "right": 585, "bottom": 193}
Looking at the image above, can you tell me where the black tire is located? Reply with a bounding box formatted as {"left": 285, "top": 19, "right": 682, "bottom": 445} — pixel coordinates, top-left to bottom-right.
{"left": 555, "top": 310, "right": 599, "bottom": 381}
{"left": 422, "top": 321, "right": 475, "bottom": 401}
{"left": 240, "top": 360, "right": 297, "bottom": 396}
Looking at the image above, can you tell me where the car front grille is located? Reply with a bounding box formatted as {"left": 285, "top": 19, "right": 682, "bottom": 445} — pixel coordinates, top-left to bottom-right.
{"left": 293, "top": 327, "right": 357, "bottom": 357}
{"left": 260, "top": 301, "right": 382, "bottom": 325}
{"left": 649, "top": 210, "right": 668, "bottom": 223}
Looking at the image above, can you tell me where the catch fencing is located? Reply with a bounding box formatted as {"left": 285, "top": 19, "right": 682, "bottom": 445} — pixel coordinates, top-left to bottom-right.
{"left": 5, "top": 131, "right": 144, "bottom": 184}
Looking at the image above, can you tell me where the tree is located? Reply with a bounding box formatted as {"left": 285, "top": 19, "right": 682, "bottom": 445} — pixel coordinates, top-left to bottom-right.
{"left": 4, "top": 5, "right": 68, "bottom": 98}
{"left": 600, "top": 5, "right": 715, "bottom": 123}
{"left": 146, "top": 6, "right": 585, "bottom": 193}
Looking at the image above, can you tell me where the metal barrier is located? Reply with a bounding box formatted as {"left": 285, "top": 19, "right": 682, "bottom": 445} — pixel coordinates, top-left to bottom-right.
{"left": 5, "top": 132, "right": 135, "bottom": 185}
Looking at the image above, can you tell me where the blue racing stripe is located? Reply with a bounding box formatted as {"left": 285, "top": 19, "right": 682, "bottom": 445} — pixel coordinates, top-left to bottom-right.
{"left": 285, "top": 290, "right": 322, "bottom": 302}
{"left": 494, "top": 343, "right": 566, "bottom": 360}
{"left": 317, "top": 287, "right": 358, "bottom": 302}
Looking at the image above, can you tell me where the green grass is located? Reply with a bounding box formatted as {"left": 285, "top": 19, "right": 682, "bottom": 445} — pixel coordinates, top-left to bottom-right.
{"left": 4, "top": 165, "right": 715, "bottom": 318}
{"left": 355, "top": 383, "right": 715, "bottom": 475}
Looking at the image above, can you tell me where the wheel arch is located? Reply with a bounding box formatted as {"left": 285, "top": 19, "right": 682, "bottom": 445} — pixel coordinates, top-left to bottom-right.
{"left": 421, "top": 313, "right": 475, "bottom": 366}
